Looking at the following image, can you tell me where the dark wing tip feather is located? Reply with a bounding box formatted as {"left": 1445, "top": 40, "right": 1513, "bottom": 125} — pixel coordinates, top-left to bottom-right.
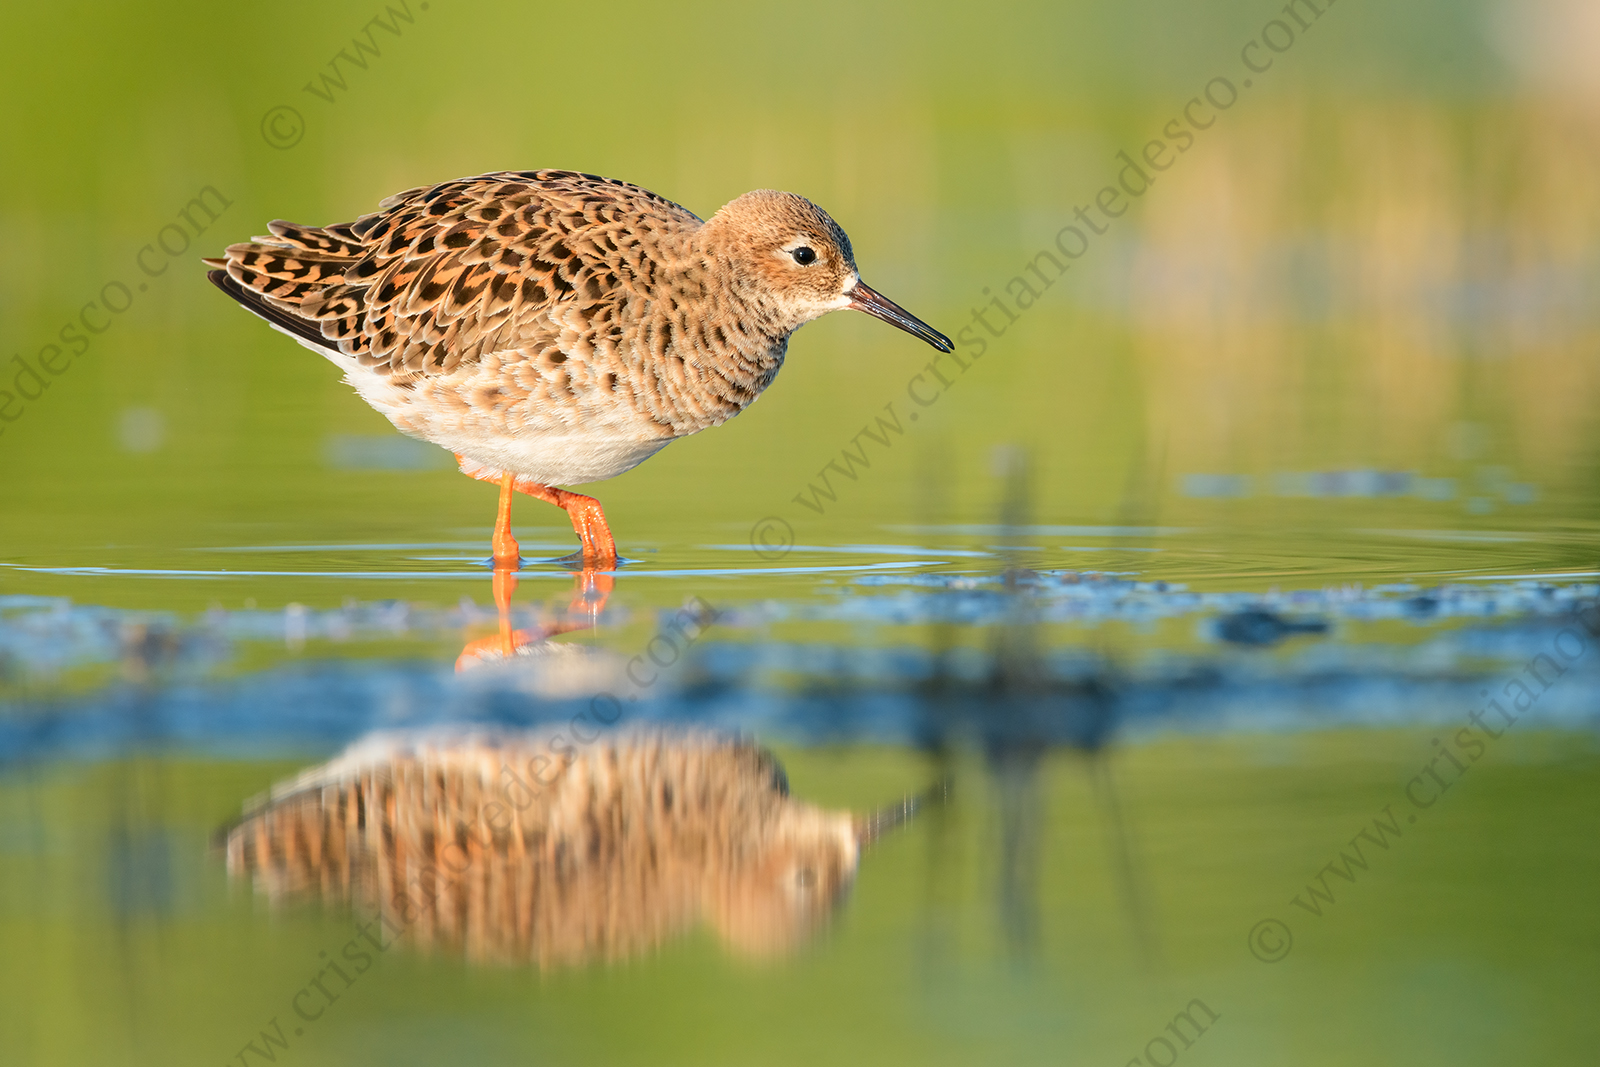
{"left": 207, "top": 268, "right": 339, "bottom": 354}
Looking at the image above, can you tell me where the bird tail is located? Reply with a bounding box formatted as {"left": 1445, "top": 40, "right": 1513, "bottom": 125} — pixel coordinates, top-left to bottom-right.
{"left": 205, "top": 220, "right": 374, "bottom": 358}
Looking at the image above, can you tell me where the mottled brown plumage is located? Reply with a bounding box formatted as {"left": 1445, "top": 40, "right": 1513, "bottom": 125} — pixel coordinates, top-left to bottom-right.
{"left": 205, "top": 170, "right": 951, "bottom": 565}
{"left": 221, "top": 729, "right": 911, "bottom": 966}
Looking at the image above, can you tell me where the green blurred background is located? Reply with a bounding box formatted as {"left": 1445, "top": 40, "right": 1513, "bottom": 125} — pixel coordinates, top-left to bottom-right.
{"left": 4, "top": 0, "right": 1600, "bottom": 1064}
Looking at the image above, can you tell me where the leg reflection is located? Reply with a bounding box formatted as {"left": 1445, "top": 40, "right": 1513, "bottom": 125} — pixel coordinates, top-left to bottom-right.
{"left": 455, "top": 566, "right": 615, "bottom": 671}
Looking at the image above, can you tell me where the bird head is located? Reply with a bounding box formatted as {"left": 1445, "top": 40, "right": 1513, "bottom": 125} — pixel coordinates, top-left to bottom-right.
{"left": 703, "top": 190, "right": 953, "bottom": 351}
{"left": 705, "top": 808, "right": 860, "bottom": 958}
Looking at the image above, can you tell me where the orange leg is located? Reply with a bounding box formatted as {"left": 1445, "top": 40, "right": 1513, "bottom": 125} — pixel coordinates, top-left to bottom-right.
{"left": 457, "top": 455, "right": 618, "bottom": 567}
{"left": 491, "top": 471, "right": 520, "bottom": 567}
{"left": 514, "top": 483, "right": 619, "bottom": 567}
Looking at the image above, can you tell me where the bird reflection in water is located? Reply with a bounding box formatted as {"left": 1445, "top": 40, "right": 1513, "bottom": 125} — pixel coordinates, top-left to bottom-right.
{"left": 223, "top": 729, "right": 921, "bottom": 967}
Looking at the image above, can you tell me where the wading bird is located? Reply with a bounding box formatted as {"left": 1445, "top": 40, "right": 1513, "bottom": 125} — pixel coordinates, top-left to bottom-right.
{"left": 206, "top": 171, "right": 952, "bottom": 568}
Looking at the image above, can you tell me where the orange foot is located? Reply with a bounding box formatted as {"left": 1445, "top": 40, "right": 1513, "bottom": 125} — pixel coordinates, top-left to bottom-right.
{"left": 456, "top": 455, "right": 620, "bottom": 569}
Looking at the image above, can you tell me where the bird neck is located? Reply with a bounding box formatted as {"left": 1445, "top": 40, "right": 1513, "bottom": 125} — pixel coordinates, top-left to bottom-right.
{"left": 681, "top": 223, "right": 795, "bottom": 351}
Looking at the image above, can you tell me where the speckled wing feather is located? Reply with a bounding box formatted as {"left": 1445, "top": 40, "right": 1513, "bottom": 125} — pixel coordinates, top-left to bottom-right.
{"left": 209, "top": 170, "right": 703, "bottom": 380}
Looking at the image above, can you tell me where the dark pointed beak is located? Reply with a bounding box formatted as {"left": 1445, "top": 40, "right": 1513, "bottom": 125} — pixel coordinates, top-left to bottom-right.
{"left": 847, "top": 280, "right": 954, "bottom": 353}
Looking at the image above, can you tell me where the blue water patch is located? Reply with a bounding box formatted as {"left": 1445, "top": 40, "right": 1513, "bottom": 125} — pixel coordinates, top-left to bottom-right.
{"left": 3, "top": 575, "right": 1596, "bottom": 765}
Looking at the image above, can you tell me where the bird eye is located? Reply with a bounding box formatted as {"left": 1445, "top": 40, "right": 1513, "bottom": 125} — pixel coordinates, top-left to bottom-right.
{"left": 791, "top": 246, "right": 817, "bottom": 266}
